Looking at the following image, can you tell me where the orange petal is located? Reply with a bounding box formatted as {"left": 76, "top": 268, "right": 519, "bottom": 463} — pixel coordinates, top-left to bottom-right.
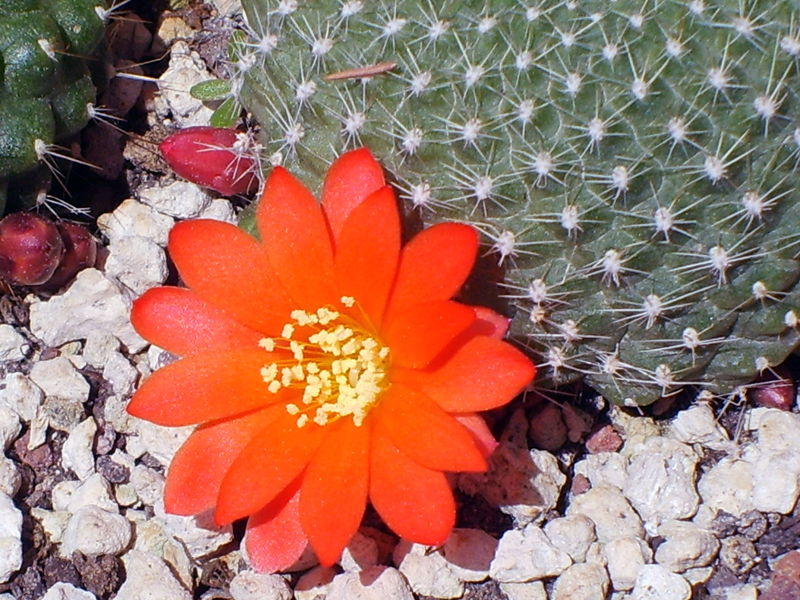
{"left": 393, "top": 336, "right": 535, "bottom": 413}
{"left": 374, "top": 384, "right": 486, "bottom": 472}
{"left": 453, "top": 413, "right": 500, "bottom": 458}
{"left": 131, "top": 287, "right": 263, "bottom": 356}
{"left": 385, "top": 223, "right": 478, "bottom": 318}
{"left": 215, "top": 412, "right": 328, "bottom": 524}
{"left": 334, "top": 186, "right": 400, "bottom": 329}
{"left": 300, "top": 420, "right": 370, "bottom": 567}
{"left": 322, "top": 148, "right": 386, "bottom": 243}
{"left": 245, "top": 477, "right": 309, "bottom": 573}
{"left": 369, "top": 431, "right": 455, "bottom": 545}
{"left": 382, "top": 300, "right": 476, "bottom": 368}
{"left": 168, "top": 220, "right": 294, "bottom": 334}
{"left": 164, "top": 406, "right": 284, "bottom": 515}
{"left": 127, "top": 350, "right": 292, "bottom": 426}
{"left": 256, "top": 166, "right": 337, "bottom": 310}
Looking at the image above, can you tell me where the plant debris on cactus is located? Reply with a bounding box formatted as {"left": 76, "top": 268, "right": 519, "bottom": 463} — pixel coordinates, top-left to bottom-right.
{"left": 0, "top": 0, "right": 109, "bottom": 214}
{"left": 230, "top": 0, "right": 800, "bottom": 406}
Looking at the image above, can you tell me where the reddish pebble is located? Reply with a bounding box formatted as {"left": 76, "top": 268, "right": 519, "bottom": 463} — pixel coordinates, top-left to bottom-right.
{"left": 571, "top": 474, "right": 591, "bottom": 495}
{"left": 160, "top": 126, "right": 260, "bottom": 196}
{"left": 750, "top": 365, "right": 795, "bottom": 411}
{"left": 0, "top": 213, "right": 64, "bottom": 286}
{"left": 763, "top": 551, "right": 800, "bottom": 600}
{"left": 585, "top": 424, "right": 624, "bottom": 454}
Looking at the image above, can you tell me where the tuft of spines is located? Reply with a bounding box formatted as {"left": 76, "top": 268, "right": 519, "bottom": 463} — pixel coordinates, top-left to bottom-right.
{"left": 234, "top": 0, "right": 800, "bottom": 405}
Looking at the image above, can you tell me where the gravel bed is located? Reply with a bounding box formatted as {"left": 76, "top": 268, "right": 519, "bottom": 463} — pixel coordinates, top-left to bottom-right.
{"left": 1, "top": 1, "right": 799, "bottom": 599}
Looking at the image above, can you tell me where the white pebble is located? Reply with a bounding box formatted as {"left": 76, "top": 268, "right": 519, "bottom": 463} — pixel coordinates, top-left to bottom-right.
{"left": 198, "top": 198, "right": 238, "bottom": 223}
{"left": 670, "top": 404, "right": 730, "bottom": 449}
{"left": 751, "top": 451, "right": 800, "bottom": 514}
{"left": 603, "top": 537, "right": 652, "bottom": 591}
{"left": 130, "top": 464, "right": 165, "bottom": 507}
{"left": 0, "top": 457, "right": 20, "bottom": 497}
{"left": 229, "top": 571, "right": 293, "bottom": 600}
{"left": 41, "top": 582, "right": 97, "bottom": 600}
{"left": 0, "top": 403, "right": 22, "bottom": 450}
{"left": 105, "top": 236, "right": 168, "bottom": 295}
{"left": 630, "top": 564, "right": 691, "bottom": 600}
{"left": 697, "top": 457, "right": 755, "bottom": 517}
{"left": 97, "top": 199, "right": 174, "bottom": 247}
{"left": 443, "top": 528, "right": 497, "bottom": 582}
{"left": 0, "top": 325, "right": 29, "bottom": 362}
{"left": 67, "top": 473, "right": 118, "bottom": 514}
{"left": 573, "top": 452, "right": 628, "bottom": 491}
{"left": 115, "top": 550, "right": 192, "bottom": 600}
{"left": 757, "top": 409, "right": 800, "bottom": 455}
{"left": 499, "top": 581, "right": 547, "bottom": 600}
{"left": 655, "top": 520, "right": 719, "bottom": 572}
{"left": 0, "top": 493, "right": 22, "bottom": 583}
{"left": 490, "top": 523, "right": 573, "bottom": 582}
{"left": 103, "top": 351, "right": 140, "bottom": 397}
{"left": 340, "top": 530, "right": 379, "bottom": 572}
{"left": 61, "top": 417, "right": 97, "bottom": 481}
{"left": 29, "top": 357, "right": 90, "bottom": 404}
{"left": 157, "top": 42, "right": 215, "bottom": 127}
{"left": 394, "top": 540, "right": 464, "bottom": 598}
{"left": 326, "top": 566, "right": 414, "bottom": 600}
{"left": 29, "top": 269, "right": 147, "bottom": 352}
{"left": 295, "top": 566, "right": 336, "bottom": 600}
{"left": 138, "top": 180, "right": 211, "bottom": 219}
{"left": 82, "top": 331, "right": 120, "bottom": 369}
{"left": 61, "top": 505, "right": 131, "bottom": 556}
{"left": 552, "top": 562, "right": 610, "bottom": 600}
{"left": 567, "top": 485, "right": 644, "bottom": 543}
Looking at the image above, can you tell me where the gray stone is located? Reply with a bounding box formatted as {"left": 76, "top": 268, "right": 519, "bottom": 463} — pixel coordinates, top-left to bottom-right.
{"left": 655, "top": 520, "right": 720, "bottom": 573}
{"left": 104, "top": 236, "right": 168, "bottom": 295}
{"left": 0, "top": 325, "right": 29, "bottom": 362}
{"left": 229, "top": 571, "right": 292, "bottom": 600}
{"left": 326, "top": 566, "right": 415, "bottom": 600}
{"left": 81, "top": 331, "right": 120, "bottom": 369}
{"left": 567, "top": 485, "right": 644, "bottom": 543}
{"left": 43, "top": 396, "right": 85, "bottom": 432}
{"left": 552, "top": 563, "right": 610, "bottom": 600}
{"left": 544, "top": 514, "right": 597, "bottom": 563}
{"left": 61, "top": 506, "right": 131, "bottom": 556}
{"left": 490, "top": 524, "right": 573, "bottom": 583}
{"left": 102, "top": 352, "right": 140, "bottom": 397}
{"left": 623, "top": 437, "right": 700, "bottom": 527}
{"left": 29, "top": 269, "right": 146, "bottom": 352}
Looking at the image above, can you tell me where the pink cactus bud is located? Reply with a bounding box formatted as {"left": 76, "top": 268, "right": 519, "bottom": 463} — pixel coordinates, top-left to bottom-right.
{"left": 38, "top": 223, "right": 97, "bottom": 291}
{"left": 160, "top": 127, "right": 260, "bottom": 196}
{"left": 0, "top": 213, "right": 65, "bottom": 286}
{"left": 751, "top": 365, "right": 795, "bottom": 411}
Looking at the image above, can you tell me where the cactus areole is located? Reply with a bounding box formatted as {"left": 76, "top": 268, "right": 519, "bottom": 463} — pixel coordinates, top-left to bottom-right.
{"left": 233, "top": 0, "right": 800, "bottom": 405}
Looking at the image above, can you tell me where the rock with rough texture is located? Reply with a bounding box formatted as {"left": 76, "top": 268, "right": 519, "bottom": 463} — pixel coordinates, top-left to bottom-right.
{"left": 0, "top": 457, "right": 20, "bottom": 497}
{"left": 0, "top": 373, "right": 42, "bottom": 425}
{"left": 115, "top": 550, "right": 192, "bottom": 600}
{"left": 103, "top": 352, "right": 140, "bottom": 397}
{"left": 156, "top": 502, "right": 233, "bottom": 559}
{"left": 0, "top": 325, "right": 29, "bottom": 362}
{"left": 443, "top": 528, "right": 497, "bottom": 582}
{"left": 460, "top": 411, "right": 566, "bottom": 525}
{"left": 552, "top": 563, "right": 610, "bottom": 600}
{"left": 66, "top": 473, "right": 118, "bottom": 514}
{"left": 544, "top": 515, "right": 597, "bottom": 563}
{"left": 697, "top": 456, "right": 756, "bottom": 517}
{"left": 130, "top": 465, "right": 165, "bottom": 507}
{"left": 340, "top": 530, "right": 379, "bottom": 572}
{"left": 104, "top": 236, "right": 169, "bottom": 295}
{"left": 295, "top": 566, "right": 336, "bottom": 600}
{"left": 61, "top": 506, "right": 132, "bottom": 556}
{"left": 752, "top": 451, "right": 800, "bottom": 514}
{"left": 0, "top": 404, "right": 21, "bottom": 451}
{"left": 97, "top": 199, "right": 174, "bottom": 247}
{"left": 490, "top": 524, "right": 573, "bottom": 583}
{"left": 0, "top": 493, "right": 22, "bottom": 583}
{"left": 630, "top": 565, "right": 691, "bottom": 600}
{"left": 499, "top": 581, "right": 548, "bottom": 600}
{"left": 229, "top": 571, "right": 293, "bottom": 600}
{"left": 29, "top": 269, "right": 146, "bottom": 352}
{"left": 198, "top": 198, "right": 238, "bottom": 223}
{"left": 573, "top": 452, "right": 628, "bottom": 491}
{"left": 61, "top": 417, "right": 97, "bottom": 481}
{"left": 529, "top": 403, "right": 568, "bottom": 451}
{"left": 394, "top": 541, "right": 464, "bottom": 599}
{"left": 138, "top": 180, "right": 211, "bottom": 219}
{"left": 654, "top": 520, "right": 719, "bottom": 573}
{"left": 670, "top": 403, "right": 731, "bottom": 449}
{"left": 757, "top": 409, "right": 800, "bottom": 456}
{"left": 41, "top": 583, "right": 97, "bottom": 600}
{"left": 134, "top": 420, "right": 193, "bottom": 468}
{"left": 326, "top": 566, "right": 415, "bottom": 600}
{"left": 158, "top": 42, "right": 215, "bottom": 126}
{"left": 82, "top": 331, "right": 120, "bottom": 369}
{"left": 603, "top": 537, "right": 652, "bottom": 592}
{"left": 568, "top": 485, "right": 644, "bottom": 543}
{"left": 623, "top": 437, "right": 700, "bottom": 527}
{"left": 29, "top": 358, "right": 90, "bottom": 404}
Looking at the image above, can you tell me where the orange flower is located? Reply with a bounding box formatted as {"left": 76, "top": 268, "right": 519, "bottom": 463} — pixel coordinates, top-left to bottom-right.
{"left": 127, "top": 148, "right": 535, "bottom": 571}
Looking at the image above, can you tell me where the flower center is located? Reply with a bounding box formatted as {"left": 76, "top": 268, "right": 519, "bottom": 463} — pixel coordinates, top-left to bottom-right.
{"left": 260, "top": 296, "right": 390, "bottom": 428}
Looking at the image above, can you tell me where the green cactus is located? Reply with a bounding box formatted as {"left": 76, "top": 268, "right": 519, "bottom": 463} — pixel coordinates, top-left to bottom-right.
{"left": 232, "top": 0, "right": 800, "bottom": 406}
{"left": 0, "top": 0, "right": 108, "bottom": 213}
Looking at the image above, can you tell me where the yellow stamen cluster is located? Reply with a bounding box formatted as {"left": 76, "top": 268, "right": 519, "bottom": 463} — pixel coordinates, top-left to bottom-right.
{"left": 260, "top": 297, "right": 390, "bottom": 428}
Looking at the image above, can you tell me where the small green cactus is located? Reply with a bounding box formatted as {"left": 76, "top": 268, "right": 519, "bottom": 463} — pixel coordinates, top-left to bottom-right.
{"left": 233, "top": 0, "right": 800, "bottom": 406}
{"left": 0, "top": 0, "right": 108, "bottom": 213}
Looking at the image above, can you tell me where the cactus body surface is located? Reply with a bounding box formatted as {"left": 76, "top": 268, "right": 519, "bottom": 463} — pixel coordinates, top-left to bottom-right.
{"left": 235, "top": 0, "right": 800, "bottom": 405}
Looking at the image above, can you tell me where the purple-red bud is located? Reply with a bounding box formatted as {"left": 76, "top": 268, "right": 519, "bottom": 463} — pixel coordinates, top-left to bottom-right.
{"left": 160, "top": 127, "right": 260, "bottom": 196}
{"left": 39, "top": 222, "right": 97, "bottom": 291}
{"left": 0, "top": 213, "right": 65, "bottom": 286}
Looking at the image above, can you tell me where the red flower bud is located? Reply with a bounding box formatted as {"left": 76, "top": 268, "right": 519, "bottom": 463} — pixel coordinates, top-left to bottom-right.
{"left": 0, "top": 213, "right": 65, "bottom": 286}
{"left": 160, "top": 127, "right": 260, "bottom": 196}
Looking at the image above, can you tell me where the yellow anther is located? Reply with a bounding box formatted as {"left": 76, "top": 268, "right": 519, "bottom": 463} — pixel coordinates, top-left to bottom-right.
{"left": 290, "top": 341, "right": 304, "bottom": 360}
{"left": 286, "top": 403, "right": 300, "bottom": 415}
{"left": 268, "top": 380, "right": 281, "bottom": 393}
{"left": 341, "top": 296, "right": 355, "bottom": 307}
{"left": 261, "top": 364, "right": 278, "bottom": 382}
{"left": 259, "top": 338, "right": 276, "bottom": 351}
{"left": 282, "top": 324, "right": 295, "bottom": 338}
{"left": 297, "top": 414, "right": 309, "bottom": 428}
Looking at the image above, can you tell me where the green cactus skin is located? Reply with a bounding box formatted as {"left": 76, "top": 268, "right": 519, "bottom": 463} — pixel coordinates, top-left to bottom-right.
{"left": 0, "top": 0, "right": 107, "bottom": 192}
{"left": 234, "top": 0, "right": 800, "bottom": 406}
